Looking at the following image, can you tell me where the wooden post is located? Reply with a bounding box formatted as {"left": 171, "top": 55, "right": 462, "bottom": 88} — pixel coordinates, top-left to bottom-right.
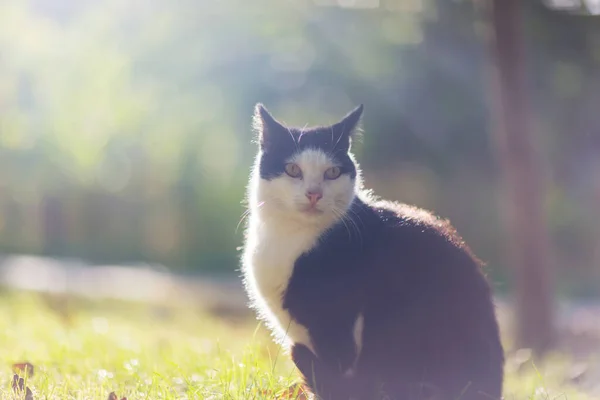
{"left": 485, "top": 0, "right": 555, "bottom": 355}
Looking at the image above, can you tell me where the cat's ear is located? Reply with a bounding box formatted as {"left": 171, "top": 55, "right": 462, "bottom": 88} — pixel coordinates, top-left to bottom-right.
{"left": 252, "top": 103, "right": 287, "bottom": 149}
{"left": 333, "top": 104, "right": 364, "bottom": 152}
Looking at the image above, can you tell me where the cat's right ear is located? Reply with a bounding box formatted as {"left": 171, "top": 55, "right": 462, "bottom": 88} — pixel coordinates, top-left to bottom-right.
{"left": 252, "top": 103, "right": 286, "bottom": 149}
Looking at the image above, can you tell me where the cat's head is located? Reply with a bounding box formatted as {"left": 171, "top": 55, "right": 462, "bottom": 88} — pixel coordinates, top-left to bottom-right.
{"left": 249, "top": 103, "right": 364, "bottom": 226}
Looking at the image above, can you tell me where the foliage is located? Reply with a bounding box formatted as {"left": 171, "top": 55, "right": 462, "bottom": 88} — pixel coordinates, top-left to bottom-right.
{"left": 0, "top": 0, "right": 599, "bottom": 295}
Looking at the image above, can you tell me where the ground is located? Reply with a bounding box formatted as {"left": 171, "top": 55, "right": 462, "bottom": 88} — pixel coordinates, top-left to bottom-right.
{"left": 0, "top": 288, "right": 596, "bottom": 400}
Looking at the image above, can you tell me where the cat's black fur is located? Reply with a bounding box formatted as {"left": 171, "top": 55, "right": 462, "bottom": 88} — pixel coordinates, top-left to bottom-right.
{"left": 254, "top": 105, "right": 504, "bottom": 400}
{"left": 284, "top": 197, "right": 504, "bottom": 400}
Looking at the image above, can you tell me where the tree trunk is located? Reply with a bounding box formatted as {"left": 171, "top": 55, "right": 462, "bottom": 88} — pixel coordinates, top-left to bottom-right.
{"left": 42, "top": 195, "right": 67, "bottom": 256}
{"left": 484, "top": 0, "right": 555, "bottom": 355}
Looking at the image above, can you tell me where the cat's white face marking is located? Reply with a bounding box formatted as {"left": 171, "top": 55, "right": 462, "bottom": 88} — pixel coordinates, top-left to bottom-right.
{"left": 253, "top": 148, "right": 356, "bottom": 228}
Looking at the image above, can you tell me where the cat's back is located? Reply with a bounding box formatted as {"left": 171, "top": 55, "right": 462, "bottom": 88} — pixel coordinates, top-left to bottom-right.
{"left": 362, "top": 198, "right": 480, "bottom": 267}
{"left": 362, "top": 197, "right": 495, "bottom": 313}
{"left": 360, "top": 199, "right": 504, "bottom": 399}
{"left": 325, "top": 196, "right": 483, "bottom": 278}
{"left": 371, "top": 200, "right": 470, "bottom": 251}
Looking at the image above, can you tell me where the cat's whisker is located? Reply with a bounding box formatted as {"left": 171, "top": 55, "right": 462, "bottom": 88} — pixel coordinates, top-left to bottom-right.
{"left": 333, "top": 207, "right": 360, "bottom": 245}
{"left": 343, "top": 209, "right": 363, "bottom": 247}
{"left": 235, "top": 202, "right": 265, "bottom": 234}
{"left": 235, "top": 209, "right": 251, "bottom": 234}
{"left": 330, "top": 126, "right": 334, "bottom": 147}
{"left": 344, "top": 215, "right": 357, "bottom": 243}
{"left": 299, "top": 123, "right": 309, "bottom": 145}
{"left": 345, "top": 208, "right": 366, "bottom": 243}
{"left": 287, "top": 127, "right": 298, "bottom": 150}
{"left": 344, "top": 210, "right": 363, "bottom": 248}
{"left": 332, "top": 207, "right": 352, "bottom": 240}
{"left": 332, "top": 119, "right": 348, "bottom": 152}
{"left": 346, "top": 206, "right": 365, "bottom": 227}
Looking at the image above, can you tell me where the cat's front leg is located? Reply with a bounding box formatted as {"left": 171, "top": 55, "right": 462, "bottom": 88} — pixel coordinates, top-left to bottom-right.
{"left": 291, "top": 343, "right": 360, "bottom": 400}
{"left": 291, "top": 344, "right": 333, "bottom": 398}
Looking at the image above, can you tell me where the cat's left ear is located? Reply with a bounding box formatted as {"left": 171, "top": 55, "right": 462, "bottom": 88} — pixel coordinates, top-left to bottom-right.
{"left": 252, "top": 103, "right": 289, "bottom": 150}
{"left": 333, "top": 104, "right": 364, "bottom": 152}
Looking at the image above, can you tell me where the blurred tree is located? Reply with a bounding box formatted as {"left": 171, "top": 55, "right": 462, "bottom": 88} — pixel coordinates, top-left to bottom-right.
{"left": 0, "top": 0, "right": 599, "bottom": 299}
{"left": 485, "top": 0, "right": 555, "bottom": 354}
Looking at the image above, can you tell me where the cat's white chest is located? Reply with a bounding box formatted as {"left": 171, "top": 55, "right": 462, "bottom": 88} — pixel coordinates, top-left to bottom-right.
{"left": 243, "top": 218, "right": 320, "bottom": 352}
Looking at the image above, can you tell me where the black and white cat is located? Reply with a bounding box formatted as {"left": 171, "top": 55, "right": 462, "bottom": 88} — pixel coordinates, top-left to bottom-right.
{"left": 241, "top": 103, "right": 504, "bottom": 400}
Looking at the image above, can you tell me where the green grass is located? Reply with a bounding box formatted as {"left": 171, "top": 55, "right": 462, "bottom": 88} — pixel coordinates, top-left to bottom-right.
{"left": 0, "top": 289, "right": 594, "bottom": 399}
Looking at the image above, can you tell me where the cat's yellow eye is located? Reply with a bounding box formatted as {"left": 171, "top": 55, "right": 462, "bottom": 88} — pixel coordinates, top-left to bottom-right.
{"left": 284, "top": 163, "right": 302, "bottom": 178}
{"left": 324, "top": 166, "right": 342, "bottom": 180}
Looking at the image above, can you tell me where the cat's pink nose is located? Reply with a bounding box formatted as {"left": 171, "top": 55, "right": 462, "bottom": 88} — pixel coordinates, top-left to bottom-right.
{"left": 306, "top": 190, "right": 323, "bottom": 206}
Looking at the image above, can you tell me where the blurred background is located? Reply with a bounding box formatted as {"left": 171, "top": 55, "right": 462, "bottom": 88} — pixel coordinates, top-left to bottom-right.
{"left": 1, "top": 0, "right": 600, "bottom": 353}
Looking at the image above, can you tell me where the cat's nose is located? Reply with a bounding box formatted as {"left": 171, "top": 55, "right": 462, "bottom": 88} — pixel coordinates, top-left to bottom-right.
{"left": 305, "top": 190, "right": 323, "bottom": 206}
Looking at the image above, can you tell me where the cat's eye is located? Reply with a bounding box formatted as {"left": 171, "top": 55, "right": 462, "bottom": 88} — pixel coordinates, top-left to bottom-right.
{"left": 284, "top": 163, "right": 302, "bottom": 178}
{"left": 324, "top": 166, "right": 342, "bottom": 180}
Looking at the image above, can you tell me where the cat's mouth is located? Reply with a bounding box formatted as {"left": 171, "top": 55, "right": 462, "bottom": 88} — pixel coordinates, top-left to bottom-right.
{"left": 300, "top": 205, "right": 324, "bottom": 215}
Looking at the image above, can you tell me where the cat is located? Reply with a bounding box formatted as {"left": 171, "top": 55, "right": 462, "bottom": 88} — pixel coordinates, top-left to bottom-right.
{"left": 241, "top": 103, "right": 504, "bottom": 400}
